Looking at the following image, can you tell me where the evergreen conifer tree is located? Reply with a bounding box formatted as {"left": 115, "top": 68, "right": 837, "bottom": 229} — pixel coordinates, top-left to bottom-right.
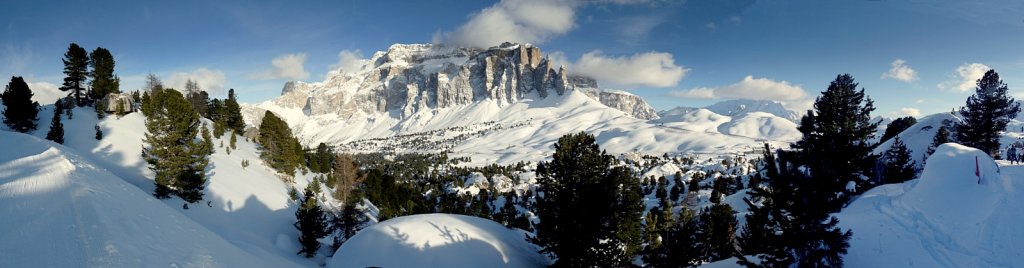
{"left": 882, "top": 136, "right": 917, "bottom": 184}
{"left": 224, "top": 88, "right": 245, "bottom": 133}
{"left": 88, "top": 47, "right": 120, "bottom": 101}
{"left": 259, "top": 111, "right": 304, "bottom": 175}
{"left": 735, "top": 147, "right": 851, "bottom": 267}
{"left": 296, "top": 187, "right": 329, "bottom": 258}
{"left": 792, "top": 74, "right": 878, "bottom": 209}
{"left": 530, "top": 132, "right": 643, "bottom": 267}
{"left": 46, "top": 105, "right": 64, "bottom": 144}
{"left": 2, "top": 76, "right": 40, "bottom": 132}
{"left": 94, "top": 125, "right": 102, "bottom": 140}
{"left": 954, "top": 69, "right": 1021, "bottom": 157}
{"left": 59, "top": 43, "right": 89, "bottom": 106}
{"left": 924, "top": 125, "right": 952, "bottom": 165}
{"left": 702, "top": 203, "right": 738, "bottom": 262}
{"left": 141, "top": 89, "right": 210, "bottom": 201}
{"left": 645, "top": 207, "right": 704, "bottom": 267}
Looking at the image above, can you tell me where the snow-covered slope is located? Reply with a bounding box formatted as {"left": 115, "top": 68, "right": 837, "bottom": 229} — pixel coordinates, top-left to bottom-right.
{"left": 873, "top": 112, "right": 957, "bottom": 167}
{"left": 328, "top": 214, "right": 549, "bottom": 268}
{"left": 839, "top": 143, "right": 1024, "bottom": 267}
{"left": 0, "top": 130, "right": 295, "bottom": 267}
{"left": 717, "top": 112, "right": 801, "bottom": 141}
{"left": 13, "top": 105, "right": 312, "bottom": 266}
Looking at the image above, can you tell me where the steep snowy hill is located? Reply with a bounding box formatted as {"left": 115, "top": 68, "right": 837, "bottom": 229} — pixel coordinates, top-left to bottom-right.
{"left": 15, "top": 105, "right": 313, "bottom": 266}
{"left": 328, "top": 214, "right": 548, "bottom": 268}
{"left": 0, "top": 130, "right": 297, "bottom": 267}
{"left": 839, "top": 143, "right": 1024, "bottom": 267}
{"left": 245, "top": 44, "right": 794, "bottom": 165}
{"left": 872, "top": 112, "right": 957, "bottom": 168}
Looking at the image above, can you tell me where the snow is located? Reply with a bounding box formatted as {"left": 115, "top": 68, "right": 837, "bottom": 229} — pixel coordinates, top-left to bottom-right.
{"left": 7, "top": 106, "right": 312, "bottom": 266}
{"left": 838, "top": 143, "right": 1024, "bottom": 267}
{"left": 0, "top": 130, "right": 295, "bottom": 267}
{"left": 328, "top": 214, "right": 549, "bottom": 268}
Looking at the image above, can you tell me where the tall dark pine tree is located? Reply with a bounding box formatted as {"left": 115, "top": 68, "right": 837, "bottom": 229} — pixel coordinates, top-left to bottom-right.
{"left": 88, "top": 47, "right": 120, "bottom": 100}
{"left": 59, "top": 43, "right": 90, "bottom": 106}
{"left": 954, "top": 69, "right": 1021, "bottom": 158}
{"left": 141, "top": 89, "right": 210, "bottom": 202}
{"left": 45, "top": 101, "right": 65, "bottom": 144}
{"left": 2, "top": 76, "right": 40, "bottom": 132}
{"left": 184, "top": 79, "right": 210, "bottom": 117}
{"left": 881, "top": 136, "right": 917, "bottom": 184}
{"left": 702, "top": 203, "right": 738, "bottom": 262}
{"left": 792, "top": 73, "right": 879, "bottom": 210}
{"left": 924, "top": 125, "right": 952, "bottom": 165}
{"left": 259, "top": 111, "right": 304, "bottom": 175}
{"left": 296, "top": 187, "right": 329, "bottom": 258}
{"left": 735, "top": 147, "right": 851, "bottom": 267}
{"left": 645, "top": 207, "right": 704, "bottom": 267}
{"left": 224, "top": 88, "right": 245, "bottom": 133}
{"left": 530, "top": 132, "right": 643, "bottom": 267}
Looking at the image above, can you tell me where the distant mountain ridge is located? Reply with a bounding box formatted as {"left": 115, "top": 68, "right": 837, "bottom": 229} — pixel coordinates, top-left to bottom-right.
{"left": 659, "top": 99, "right": 801, "bottom": 122}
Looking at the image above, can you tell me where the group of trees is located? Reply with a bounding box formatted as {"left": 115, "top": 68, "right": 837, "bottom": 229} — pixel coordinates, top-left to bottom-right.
{"left": 259, "top": 111, "right": 305, "bottom": 175}
{"left": 58, "top": 43, "right": 120, "bottom": 108}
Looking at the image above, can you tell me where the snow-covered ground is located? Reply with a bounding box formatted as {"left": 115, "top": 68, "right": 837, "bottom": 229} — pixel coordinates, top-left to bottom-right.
{"left": 4, "top": 105, "right": 313, "bottom": 267}
{"left": 328, "top": 213, "right": 549, "bottom": 268}
{"left": 0, "top": 127, "right": 297, "bottom": 267}
{"left": 839, "top": 143, "right": 1024, "bottom": 267}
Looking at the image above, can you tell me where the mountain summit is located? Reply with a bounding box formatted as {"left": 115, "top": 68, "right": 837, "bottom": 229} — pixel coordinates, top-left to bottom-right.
{"left": 267, "top": 42, "right": 656, "bottom": 121}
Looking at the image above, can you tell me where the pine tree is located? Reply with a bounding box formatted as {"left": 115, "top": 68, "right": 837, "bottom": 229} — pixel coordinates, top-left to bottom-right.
{"left": 142, "top": 89, "right": 209, "bottom": 201}
{"left": 735, "top": 147, "right": 851, "bottom": 267}
{"left": 924, "top": 125, "right": 952, "bottom": 165}
{"left": 702, "top": 203, "right": 738, "bottom": 262}
{"left": 296, "top": 187, "right": 329, "bottom": 258}
{"left": 45, "top": 104, "right": 64, "bottom": 144}
{"left": 2, "top": 76, "right": 40, "bottom": 132}
{"left": 882, "top": 136, "right": 917, "bottom": 184}
{"left": 94, "top": 125, "right": 102, "bottom": 140}
{"left": 184, "top": 80, "right": 210, "bottom": 117}
{"left": 224, "top": 88, "right": 245, "bottom": 133}
{"left": 59, "top": 43, "right": 90, "bottom": 106}
{"left": 954, "top": 69, "right": 1021, "bottom": 157}
{"left": 530, "top": 132, "right": 643, "bottom": 267}
{"left": 259, "top": 111, "right": 304, "bottom": 175}
{"left": 230, "top": 131, "right": 238, "bottom": 150}
{"left": 645, "top": 207, "right": 704, "bottom": 267}
{"left": 88, "top": 47, "right": 120, "bottom": 101}
{"left": 792, "top": 73, "right": 879, "bottom": 209}
{"left": 879, "top": 116, "right": 917, "bottom": 144}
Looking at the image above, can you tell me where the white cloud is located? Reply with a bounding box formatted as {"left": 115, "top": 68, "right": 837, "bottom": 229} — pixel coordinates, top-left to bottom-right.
{"left": 26, "top": 81, "right": 64, "bottom": 105}
{"left": 571, "top": 50, "right": 688, "bottom": 87}
{"left": 881, "top": 59, "right": 918, "bottom": 82}
{"left": 435, "top": 0, "right": 577, "bottom": 48}
{"left": 329, "top": 50, "right": 367, "bottom": 74}
{"left": 614, "top": 16, "right": 665, "bottom": 45}
{"left": 893, "top": 107, "right": 922, "bottom": 118}
{"left": 167, "top": 68, "right": 227, "bottom": 94}
{"left": 667, "top": 75, "right": 807, "bottom": 101}
{"left": 938, "top": 62, "right": 990, "bottom": 92}
{"left": 251, "top": 53, "right": 309, "bottom": 80}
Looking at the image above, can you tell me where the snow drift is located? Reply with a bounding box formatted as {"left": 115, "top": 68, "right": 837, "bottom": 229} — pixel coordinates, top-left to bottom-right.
{"left": 839, "top": 143, "right": 1024, "bottom": 267}
{"left": 329, "top": 214, "right": 548, "bottom": 268}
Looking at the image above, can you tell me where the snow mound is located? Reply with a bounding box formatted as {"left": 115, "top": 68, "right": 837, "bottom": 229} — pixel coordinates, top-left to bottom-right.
{"left": 717, "top": 112, "right": 801, "bottom": 141}
{"left": 329, "top": 214, "right": 548, "bottom": 268}
{"left": 0, "top": 131, "right": 291, "bottom": 267}
{"left": 839, "top": 143, "right": 1024, "bottom": 267}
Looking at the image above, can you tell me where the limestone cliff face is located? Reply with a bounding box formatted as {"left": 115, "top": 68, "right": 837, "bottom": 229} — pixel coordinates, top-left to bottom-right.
{"left": 272, "top": 42, "right": 657, "bottom": 120}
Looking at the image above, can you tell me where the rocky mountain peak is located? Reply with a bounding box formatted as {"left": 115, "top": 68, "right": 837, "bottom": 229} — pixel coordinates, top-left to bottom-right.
{"left": 270, "top": 42, "right": 658, "bottom": 120}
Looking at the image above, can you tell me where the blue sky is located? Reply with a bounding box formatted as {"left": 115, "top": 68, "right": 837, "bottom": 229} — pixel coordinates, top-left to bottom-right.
{"left": 2, "top": 0, "right": 1023, "bottom": 118}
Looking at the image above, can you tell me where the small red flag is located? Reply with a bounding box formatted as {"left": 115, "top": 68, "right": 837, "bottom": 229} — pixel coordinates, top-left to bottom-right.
{"left": 975, "top": 156, "right": 981, "bottom": 184}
